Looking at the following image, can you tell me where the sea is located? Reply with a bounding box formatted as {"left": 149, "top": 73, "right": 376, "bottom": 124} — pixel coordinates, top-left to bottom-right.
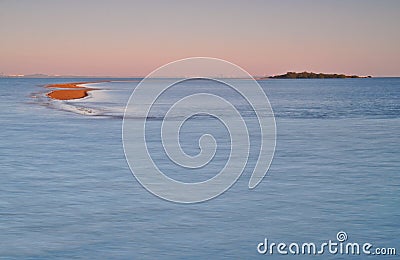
{"left": 0, "top": 77, "right": 399, "bottom": 259}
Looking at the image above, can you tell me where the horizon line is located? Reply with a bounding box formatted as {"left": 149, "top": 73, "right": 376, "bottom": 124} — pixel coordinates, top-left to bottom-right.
{"left": 2, "top": 74, "right": 400, "bottom": 78}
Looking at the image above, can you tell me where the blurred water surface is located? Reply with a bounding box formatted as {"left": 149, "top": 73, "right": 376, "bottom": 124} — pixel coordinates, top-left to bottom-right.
{"left": 0, "top": 78, "right": 399, "bottom": 258}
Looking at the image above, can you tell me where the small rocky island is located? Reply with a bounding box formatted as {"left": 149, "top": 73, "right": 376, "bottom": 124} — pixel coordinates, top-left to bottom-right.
{"left": 264, "top": 72, "right": 372, "bottom": 79}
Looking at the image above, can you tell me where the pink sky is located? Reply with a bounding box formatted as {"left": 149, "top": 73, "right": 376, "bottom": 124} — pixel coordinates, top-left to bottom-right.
{"left": 1, "top": 0, "right": 399, "bottom": 77}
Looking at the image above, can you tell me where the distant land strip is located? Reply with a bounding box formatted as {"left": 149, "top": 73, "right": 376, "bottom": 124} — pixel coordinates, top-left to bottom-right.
{"left": 259, "top": 72, "right": 372, "bottom": 79}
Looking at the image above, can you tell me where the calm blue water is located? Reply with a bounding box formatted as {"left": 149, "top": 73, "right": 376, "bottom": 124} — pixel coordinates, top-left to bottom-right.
{"left": 0, "top": 78, "right": 399, "bottom": 258}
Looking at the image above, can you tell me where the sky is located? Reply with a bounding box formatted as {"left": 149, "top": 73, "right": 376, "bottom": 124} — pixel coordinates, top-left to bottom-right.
{"left": 1, "top": 0, "right": 399, "bottom": 77}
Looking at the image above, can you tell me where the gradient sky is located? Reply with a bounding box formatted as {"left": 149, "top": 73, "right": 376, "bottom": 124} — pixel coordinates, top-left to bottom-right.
{"left": 1, "top": 0, "right": 399, "bottom": 77}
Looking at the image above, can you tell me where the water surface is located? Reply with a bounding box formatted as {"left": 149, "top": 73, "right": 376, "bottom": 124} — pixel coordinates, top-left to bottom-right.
{"left": 0, "top": 78, "right": 399, "bottom": 258}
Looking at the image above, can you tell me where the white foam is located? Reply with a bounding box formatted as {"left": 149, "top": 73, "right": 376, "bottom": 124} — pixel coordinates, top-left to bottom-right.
{"left": 50, "top": 100, "right": 104, "bottom": 116}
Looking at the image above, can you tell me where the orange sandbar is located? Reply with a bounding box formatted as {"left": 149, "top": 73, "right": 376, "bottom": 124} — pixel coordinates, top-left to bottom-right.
{"left": 47, "top": 89, "right": 91, "bottom": 100}
{"left": 45, "top": 82, "right": 90, "bottom": 89}
{"left": 46, "top": 81, "right": 102, "bottom": 100}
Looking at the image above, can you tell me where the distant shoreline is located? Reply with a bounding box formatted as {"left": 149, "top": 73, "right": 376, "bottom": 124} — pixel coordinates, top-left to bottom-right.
{"left": 259, "top": 72, "right": 373, "bottom": 79}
